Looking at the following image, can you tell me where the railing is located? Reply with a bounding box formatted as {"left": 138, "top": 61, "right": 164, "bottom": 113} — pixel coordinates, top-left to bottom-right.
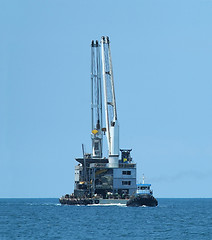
{"left": 119, "top": 163, "right": 136, "bottom": 168}
{"left": 137, "top": 190, "right": 152, "bottom": 195}
{"left": 89, "top": 162, "right": 136, "bottom": 168}
{"left": 95, "top": 184, "right": 112, "bottom": 189}
{"left": 90, "top": 163, "right": 108, "bottom": 168}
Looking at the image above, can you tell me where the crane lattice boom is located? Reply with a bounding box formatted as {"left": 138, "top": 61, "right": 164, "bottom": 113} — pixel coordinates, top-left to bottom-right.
{"left": 101, "top": 36, "right": 119, "bottom": 168}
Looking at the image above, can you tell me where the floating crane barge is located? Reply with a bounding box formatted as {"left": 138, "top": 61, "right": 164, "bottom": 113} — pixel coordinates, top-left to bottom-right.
{"left": 59, "top": 36, "right": 157, "bottom": 206}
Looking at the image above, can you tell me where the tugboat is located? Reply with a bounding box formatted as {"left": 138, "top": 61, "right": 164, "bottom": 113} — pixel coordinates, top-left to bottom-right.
{"left": 126, "top": 176, "right": 158, "bottom": 207}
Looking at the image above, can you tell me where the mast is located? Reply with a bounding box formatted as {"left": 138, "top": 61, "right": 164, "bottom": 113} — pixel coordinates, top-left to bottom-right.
{"left": 101, "top": 36, "right": 119, "bottom": 168}
{"left": 91, "top": 40, "right": 103, "bottom": 158}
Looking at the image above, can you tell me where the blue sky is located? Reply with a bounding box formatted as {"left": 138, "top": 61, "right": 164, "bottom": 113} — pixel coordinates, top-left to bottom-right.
{"left": 0, "top": 0, "right": 212, "bottom": 198}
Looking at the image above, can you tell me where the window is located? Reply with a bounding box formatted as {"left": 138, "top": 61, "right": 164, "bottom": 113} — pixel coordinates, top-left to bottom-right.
{"left": 122, "top": 181, "right": 131, "bottom": 185}
{"left": 122, "top": 171, "right": 131, "bottom": 175}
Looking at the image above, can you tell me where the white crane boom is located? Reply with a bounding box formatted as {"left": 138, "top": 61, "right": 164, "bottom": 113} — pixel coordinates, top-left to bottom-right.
{"left": 91, "top": 40, "right": 103, "bottom": 158}
{"left": 101, "top": 36, "right": 119, "bottom": 168}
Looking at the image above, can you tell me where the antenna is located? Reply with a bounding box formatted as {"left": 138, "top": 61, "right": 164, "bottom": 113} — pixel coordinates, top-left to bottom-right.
{"left": 142, "top": 174, "right": 145, "bottom": 184}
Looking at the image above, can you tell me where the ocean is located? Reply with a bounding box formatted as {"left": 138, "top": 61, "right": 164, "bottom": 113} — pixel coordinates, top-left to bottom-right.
{"left": 1, "top": 198, "right": 212, "bottom": 239}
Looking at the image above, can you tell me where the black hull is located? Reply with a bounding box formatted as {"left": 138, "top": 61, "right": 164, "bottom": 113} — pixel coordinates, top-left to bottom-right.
{"left": 126, "top": 194, "right": 158, "bottom": 207}
{"left": 59, "top": 198, "right": 99, "bottom": 205}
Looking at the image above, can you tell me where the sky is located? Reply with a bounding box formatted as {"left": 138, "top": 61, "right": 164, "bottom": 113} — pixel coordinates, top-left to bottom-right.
{"left": 0, "top": 0, "right": 212, "bottom": 198}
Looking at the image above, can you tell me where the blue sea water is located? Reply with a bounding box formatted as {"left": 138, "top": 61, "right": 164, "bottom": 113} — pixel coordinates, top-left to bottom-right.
{"left": 0, "top": 198, "right": 212, "bottom": 239}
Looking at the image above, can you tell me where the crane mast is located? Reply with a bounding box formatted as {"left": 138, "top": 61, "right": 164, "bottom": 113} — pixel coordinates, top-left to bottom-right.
{"left": 101, "top": 36, "right": 119, "bottom": 168}
{"left": 91, "top": 40, "right": 103, "bottom": 158}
